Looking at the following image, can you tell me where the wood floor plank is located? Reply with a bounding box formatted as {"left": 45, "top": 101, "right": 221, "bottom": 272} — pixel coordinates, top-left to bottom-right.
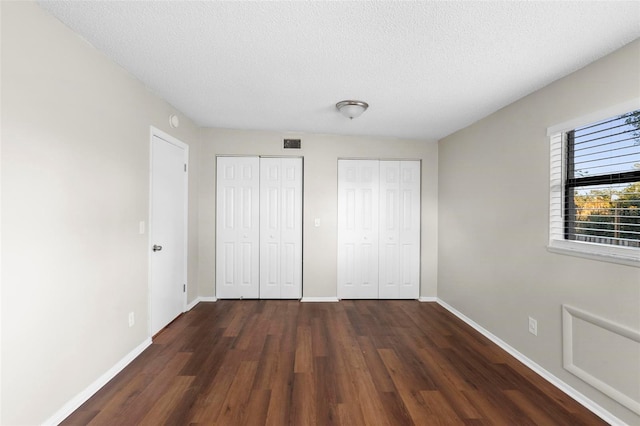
{"left": 417, "top": 347, "right": 483, "bottom": 420}
{"left": 60, "top": 300, "right": 608, "bottom": 425}
{"left": 263, "top": 358, "right": 294, "bottom": 426}
{"left": 137, "top": 376, "right": 194, "bottom": 426}
{"left": 378, "top": 348, "right": 437, "bottom": 425}
{"left": 240, "top": 389, "right": 271, "bottom": 425}
{"left": 98, "top": 351, "right": 192, "bottom": 426}
{"left": 357, "top": 335, "right": 396, "bottom": 392}
{"left": 420, "top": 390, "right": 466, "bottom": 425}
{"left": 311, "top": 314, "right": 330, "bottom": 357}
{"left": 313, "top": 356, "right": 339, "bottom": 425}
{"left": 293, "top": 325, "right": 313, "bottom": 373}
{"left": 290, "top": 372, "right": 317, "bottom": 426}
{"left": 188, "top": 351, "right": 243, "bottom": 424}
{"left": 504, "top": 389, "right": 574, "bottom": 426}
{"left": 215, "top": 360, "right": 259, "bottom": 425}
{"left": 463, "top": 389, "right": 537, "bottom": 426}
{"left": 501, "top": 354, "right": 608, "bottom": 423}
{"left": 77, "top": 373, "right": 147, "bottom": 426}
{"left": 351, "top": 368, "right": 393, "bottom": 426}
{"left": 335, "top": 401, "right": 367, "bottom": 426}
{"left": 377, "top": 390, "right": 415, "bottom": 426}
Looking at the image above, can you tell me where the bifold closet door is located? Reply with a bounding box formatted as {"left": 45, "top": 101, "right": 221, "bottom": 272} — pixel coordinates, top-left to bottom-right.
{"left": 338, "top": 159, "right": 420, "bottom": 300}
{"left": 378, "top": 161, "right": 420, "bottom": 299}
{"left": 337, "top": 160, "right": 380, "bottom": 299}
{"left": 216, "top": 156, "right": 302, "bottom": 299}
{"left": 260, "top": 157, "right": 302, "bottom": 299}
{"left": 216, "top": 156, "right": 260, "bottom": 299}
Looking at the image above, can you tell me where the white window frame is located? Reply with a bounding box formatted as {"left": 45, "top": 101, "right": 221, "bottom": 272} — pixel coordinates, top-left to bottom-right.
{"left": 547, "top": 99, "right": 640, "bottom": 268}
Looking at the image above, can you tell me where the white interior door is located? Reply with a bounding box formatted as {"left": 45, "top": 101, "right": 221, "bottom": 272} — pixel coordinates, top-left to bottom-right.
{"left": 379, "top": 161, "right": 421, "bottom": 299}
{"left": 149, "top": 133, "right": 188, "bottom": 336}
{"left": 216, "top": 156, "right": 260, "bottom": 299}
{"left": 260, "top": 157, "right": 302, "bottom": 299}
{"left": 337, "top": 160, "right": 379, "bottom": 299}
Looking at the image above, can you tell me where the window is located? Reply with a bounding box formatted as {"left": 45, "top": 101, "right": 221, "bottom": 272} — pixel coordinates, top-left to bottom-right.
{"left": 548, "top": 103, "right": 640, "bottom": 266}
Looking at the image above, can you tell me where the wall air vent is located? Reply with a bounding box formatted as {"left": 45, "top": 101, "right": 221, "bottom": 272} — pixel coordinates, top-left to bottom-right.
{"left": 283, "top": 139, "right": 301, "bottom": 149}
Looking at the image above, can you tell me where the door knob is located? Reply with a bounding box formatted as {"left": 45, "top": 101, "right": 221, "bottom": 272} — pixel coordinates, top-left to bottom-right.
{"left": 152, "top": 244, "right": 163, "bottom": 252}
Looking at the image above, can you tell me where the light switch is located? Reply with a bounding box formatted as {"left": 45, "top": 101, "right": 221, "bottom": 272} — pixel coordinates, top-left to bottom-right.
{"left": 314, "top": 218, "right": 321, "bottom": 227}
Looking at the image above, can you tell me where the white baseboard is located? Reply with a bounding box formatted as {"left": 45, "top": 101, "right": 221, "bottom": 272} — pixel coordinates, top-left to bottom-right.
{"left": 300, "top": 297, "right": 339, "bottom": 302}
{"left": 44, "top": 337, "right": 152, "bottom": 426}
{"left": 186, "top": 297, "right": 200, "bottom": 311}
{"left": 418, "top": 296, "right": 437, "bottom": 302}
{"left": 436, "top": 299, "right": 625, "bottom": 426}
{"left": 186, "top": 296, "right": 218, "bottom": 311}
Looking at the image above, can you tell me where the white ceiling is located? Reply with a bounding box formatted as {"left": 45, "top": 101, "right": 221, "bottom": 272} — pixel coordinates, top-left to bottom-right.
{"left": 38, "top": 1, "right": 640, "bottom": 140}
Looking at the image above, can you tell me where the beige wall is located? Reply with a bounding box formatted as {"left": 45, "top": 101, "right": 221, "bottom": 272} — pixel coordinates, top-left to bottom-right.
{"left": 1, "top": 2, "right": 200, "bottom": 424}
{"left": 198, "top": 128, "right": 438, "bottom": 300}
{"left": 438, "top": 39, "right": 640, "bottom": 424}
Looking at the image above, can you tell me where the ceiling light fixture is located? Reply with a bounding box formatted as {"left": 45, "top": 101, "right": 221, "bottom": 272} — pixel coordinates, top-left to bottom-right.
{"left": 336, "top": 100, "right": 369, "bottom": 119}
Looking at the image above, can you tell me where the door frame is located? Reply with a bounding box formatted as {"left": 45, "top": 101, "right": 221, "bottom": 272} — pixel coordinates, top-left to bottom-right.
{"left": 148, "top": 126, "right": 189, "bottom": 336}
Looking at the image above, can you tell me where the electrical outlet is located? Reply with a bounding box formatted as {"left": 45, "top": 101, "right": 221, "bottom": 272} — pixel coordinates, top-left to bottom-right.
{"left": 128, "top": 312, "right": 135, "bottom": 328}
{"left": 528, "top": 316, "right": 538, "bottom": 336}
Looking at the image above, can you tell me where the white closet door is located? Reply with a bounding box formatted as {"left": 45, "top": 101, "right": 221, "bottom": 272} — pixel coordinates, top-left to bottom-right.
{"left": 337, "top": 160, "right": 379, "bottom": 299}
{"left": 260, "top": 157, "right": 302, "bottom": 299}
{"left": 216, "top": 156, "right": 260, "bottom": 299}
{"left": 379, "top": 161, "right": 421, "bottom": 299}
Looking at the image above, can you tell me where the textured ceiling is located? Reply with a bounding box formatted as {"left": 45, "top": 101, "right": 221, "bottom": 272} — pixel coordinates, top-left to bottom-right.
{"left": 38, "top": 1, "right": 640, "bottom": 140}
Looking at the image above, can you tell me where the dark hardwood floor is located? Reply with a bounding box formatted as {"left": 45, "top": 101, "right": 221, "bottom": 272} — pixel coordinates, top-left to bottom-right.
{"left": 61, "top": 300, "right": 606, "bottom": 425}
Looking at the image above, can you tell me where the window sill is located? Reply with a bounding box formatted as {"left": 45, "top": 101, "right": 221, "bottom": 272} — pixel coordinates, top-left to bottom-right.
{"left": 547, "top": 240, "right": 640, "bottom": 268}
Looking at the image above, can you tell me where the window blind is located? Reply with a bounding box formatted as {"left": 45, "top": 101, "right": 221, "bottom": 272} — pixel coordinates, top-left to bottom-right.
{"left": 549, "top": 133, "right": 564, "bottom": 243}
{"left": 564, "top": 111, "right": 640, "bottom": 248}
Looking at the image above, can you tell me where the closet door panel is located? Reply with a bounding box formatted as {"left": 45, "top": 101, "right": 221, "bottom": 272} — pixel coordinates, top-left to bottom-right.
{"left": 260, "top": 157, "right": 302, "bottom": 299}
{"left": 259, "top": 159, "right": 281, "bottom": 299}
{"left": 279, "top": 158, "right": 303, "bottom": 298}
{"left": 398, "top": 161, "right": 421, "bottom": 299}
{"left": 338, "top": 160, "right": 379, "bottom": 299}
{"left": 216, "top": 156, "right": 260, "bottom": 299}
{"left": 379, "top": 161, "right": 401, "bottom": 298}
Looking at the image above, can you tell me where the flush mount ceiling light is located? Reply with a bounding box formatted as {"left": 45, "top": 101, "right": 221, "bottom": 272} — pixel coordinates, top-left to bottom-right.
{"left": 336, "top": 100, "right": 369, "bottom": 119}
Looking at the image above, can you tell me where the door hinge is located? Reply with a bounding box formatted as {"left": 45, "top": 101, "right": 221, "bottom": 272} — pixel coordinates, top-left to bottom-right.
{"left": 183, "top": 284, "right": 186, "bottom": 292}
{"left": 184, "top": 164, "right": 187, "bottom": 172}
